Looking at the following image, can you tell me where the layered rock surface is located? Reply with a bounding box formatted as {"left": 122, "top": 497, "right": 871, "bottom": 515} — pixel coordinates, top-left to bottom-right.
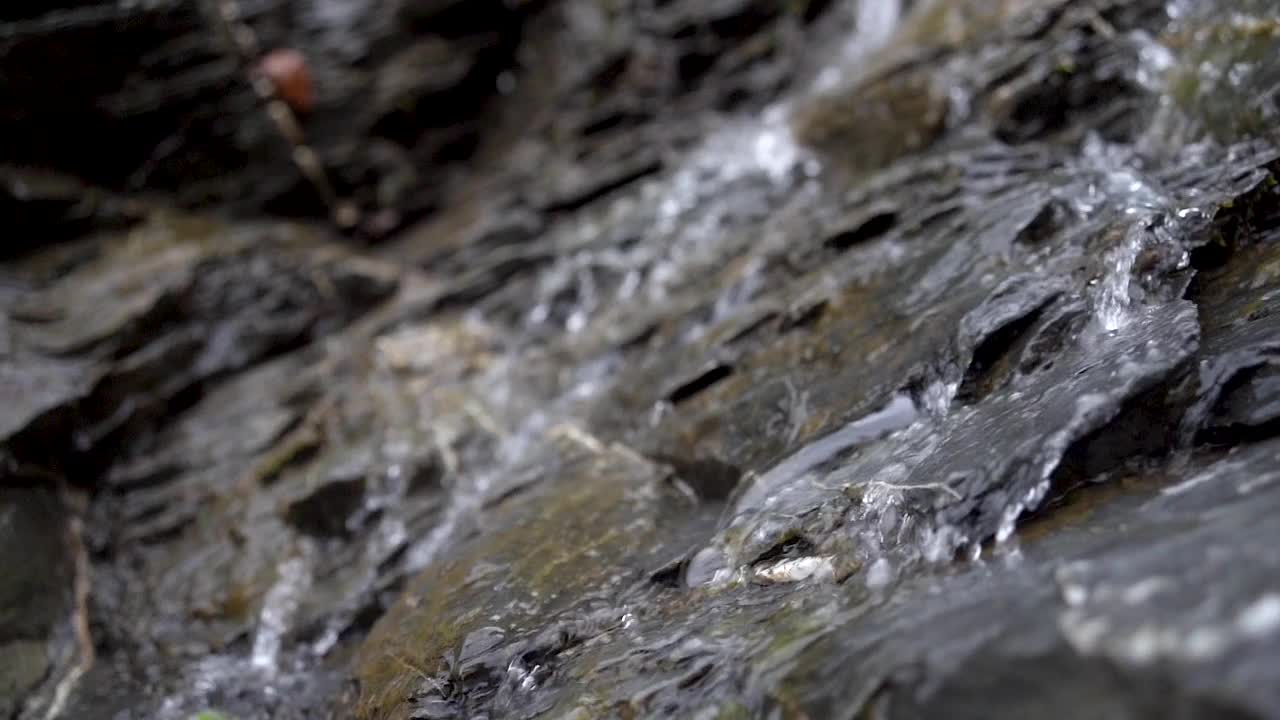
{"left": 3, "top": 1, "right": 1280, "bottom": 719}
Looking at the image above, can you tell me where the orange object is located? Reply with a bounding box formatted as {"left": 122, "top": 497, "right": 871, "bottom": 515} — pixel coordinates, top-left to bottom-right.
{"left": 258, "top": 48, "right": 314, "bottom": 114}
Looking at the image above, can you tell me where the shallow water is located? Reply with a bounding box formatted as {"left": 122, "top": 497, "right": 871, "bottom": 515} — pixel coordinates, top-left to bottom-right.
{"left": 6, "top": 0, "right": 1280, "bottom": 718}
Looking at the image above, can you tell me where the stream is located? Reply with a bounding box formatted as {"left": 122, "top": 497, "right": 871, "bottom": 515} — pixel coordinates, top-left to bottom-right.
{"left": 4, "top": 1, "right": 1280, "bottom": 719}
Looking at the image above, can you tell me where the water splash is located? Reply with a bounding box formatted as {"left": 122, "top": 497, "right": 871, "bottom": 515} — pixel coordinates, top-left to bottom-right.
{"left": 251, "top": 547, "right": 314, "bottom": 675}
{"left": 525, "top": 108, "right": 814, "bottom": 336}
{"left": 995, "top": 478, "right": 1051, "bottom": 544}
{"left": 865, "top": 557, "right": 895, "bottom": 590}
{"left": 814, "top": 0, "right": 904, "bottom": 92}
{"left": 1094, "top": 225, "right": 1145, "bottom": 332}
{"left": 1072, "top": 135, "right": 1177, "bottom": 331}
{"left": 730, "top": 394, "right": 918, "bottom": 516}
{"left": 919, "top": 379, "right": 958, "bottom": 420}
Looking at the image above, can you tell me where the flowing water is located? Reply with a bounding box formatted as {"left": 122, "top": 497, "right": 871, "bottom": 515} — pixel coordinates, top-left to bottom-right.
{"left": 6, "top": 0, "right": 1280, "bottom": 718}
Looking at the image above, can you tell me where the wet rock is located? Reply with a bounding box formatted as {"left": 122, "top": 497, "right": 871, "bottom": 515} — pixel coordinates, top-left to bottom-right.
{"left": 0, "top": 2, "right": 245, "bottom": 187}
{"left": 1185, "top": 232, "right": 1280, "bottom": 444}
{"left": 356, "top": 439, "right": 717, "bottom": 719}
{"left": 953, "top": 274, "right": 1066, "bottom": 404}
{"left": 530, "top": 137, "right": 664, "bottom": 213}
{"left": 395, "top": 0, "right": 472, "bottom": 28}
{"left": 407, "top": 203, "right": 542, "bottom": 271}
{"left": 0, "top": 642, "right": 49, "bottom": 720}
{"left": 370, "top": 38, "right": 480, "bottom": 132}
{"left": 284, "top": 472, "right": 368, "bottom": 539}
{"left": 1209, "top": 363, "right": 1280, "bottom": 432}
{"left": 0, "top": 486, "right": 88, "bottom": 720}
{"left": 0, "top": 167, "right": 146, "bottom": 260}
{"left": 334, "top": 7, "right": 1280, "bottom": 718}
{"left": 0, "top": 213, "right": 398, "bottom": 473}
{"left": 901, "top": 302, "right": 1200, "bottom": 548}
{"left": 10, "top": 0, "right": 1280, "bottom": 718}
{"left": 774, "top": 437, "right": 1280, "bottom": 720}
{"left": 0, "top": 354, "right": 97, "bottom": 464}
{"left": 0, "top": 0, "right": 525, "bottom": 222}
{"left": 793, "top": 69, "right": 948, "bottom": 176}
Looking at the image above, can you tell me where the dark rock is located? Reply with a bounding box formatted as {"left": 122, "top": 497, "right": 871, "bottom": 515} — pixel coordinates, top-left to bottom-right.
{"left": 531, "top": 139, "right": 664, "bottom": 213}
{"left": 356, "top": 439, "right": 719, "bottom": 719}
{"left": 953, "top": 274, "right": 1066, "bottom": 405}
{"left": 0, "top": 486, "right": 87, "bottom": 720}
{"left": 0, "top": 0, "right": 527, "bottom": 227}
{"left": 792, "top": 68, "right": 949, "bottom": 175}
{"left": 777, "top": 437, "right": 1280, "bottom": 719}
{"left": 0, "top": 213, "right": 398, "bottom": 475}
{"left": 0, "top": 167, "right": 146, "bottom": 260}
{"left": 822, "top": 203, "right": 900, "bottom": 252}
{"left": 0, "top": 1, "right": 247, "bottom": 195}
{"left": 0, "top": 354, "right": 97, "bottom": 461}
{"left": 285, "top": 472, "right": 368, "bottom": 538}
{"left": 1186, "top": 241, "right": 1280, "bottom": 444}
{"left": 1211, "top": 363, "right": 1280, "bottom": 431}
{"left": 370, "top": 38, "right": 481, "bottom": 133}
{"left": 900, "top": 302, "right": 1199, "bottom": 547}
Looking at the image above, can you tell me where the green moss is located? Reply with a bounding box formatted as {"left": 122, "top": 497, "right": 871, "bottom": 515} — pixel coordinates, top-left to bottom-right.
{"left": 1162, "top": 8, "right": 1280, "bottom": 142}
{"left": 715, "top": 702, "right": 753, "bottom": 720}
{"left": 0, "top": 641, "right": 49, "bottom": 703}
{"left": 355, "top": 443, "right": 711, "bottom": 720}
